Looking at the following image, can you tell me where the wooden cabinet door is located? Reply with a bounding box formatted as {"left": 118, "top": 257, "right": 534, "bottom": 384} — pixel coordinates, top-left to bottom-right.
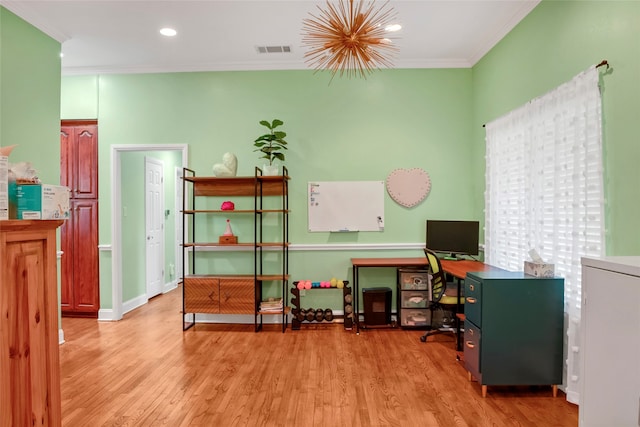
{"left": 0, "top": 221, "right": 62, "bottom": 427}
{"left": 184, "top": 277, "right": 220, "bottom": 314}
{"left": 60, "top": 123, "right": 98, "bottom": 199}
{"left": 60, "top": 214, "right": 73, "bottom": 311}
{"left": 61, "top": 200, "right": 99, "bottom": 316}
{"left": 219, "top": 279, "right": 254, "bottom": 314}
{"left": 60, "top": 121, "right": 99, "bottom": 317}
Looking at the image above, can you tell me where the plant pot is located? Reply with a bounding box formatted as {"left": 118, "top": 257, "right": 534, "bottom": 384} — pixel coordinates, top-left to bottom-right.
{"left": 262, "top": 164, "right": 279, "bottom": 176}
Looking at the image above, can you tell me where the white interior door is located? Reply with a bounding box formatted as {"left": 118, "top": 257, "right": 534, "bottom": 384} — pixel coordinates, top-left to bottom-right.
{"left": 145, "top": 157, "right": 164, "bottom": 299}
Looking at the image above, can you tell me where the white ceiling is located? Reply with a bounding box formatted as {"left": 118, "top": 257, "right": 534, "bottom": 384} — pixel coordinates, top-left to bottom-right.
{"left": 1, "top": 0, "right": 540, "bottom": 76}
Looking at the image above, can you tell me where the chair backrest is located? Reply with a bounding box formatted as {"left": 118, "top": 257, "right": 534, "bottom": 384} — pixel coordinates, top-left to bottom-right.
{"left": 424, "top": 248, "right": 446, "bottom": 303}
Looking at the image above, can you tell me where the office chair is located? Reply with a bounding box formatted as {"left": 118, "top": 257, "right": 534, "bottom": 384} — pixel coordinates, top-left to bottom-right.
{"left": 419, "top": 248, "right": 460, "bottom": 343}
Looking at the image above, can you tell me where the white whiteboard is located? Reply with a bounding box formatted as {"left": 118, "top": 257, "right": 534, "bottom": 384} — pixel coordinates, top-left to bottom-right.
{"left": 308, "top": 181, "right": 385, "bottom": 232}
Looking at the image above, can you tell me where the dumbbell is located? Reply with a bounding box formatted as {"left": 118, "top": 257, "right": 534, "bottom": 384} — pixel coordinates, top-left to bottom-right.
{"left": 315, "top": 309, "right": 324, "bottom": 322}
{"left": 305, "top": 308, "right": 315, "bottom": 322}
{"left": 324, "top": 308, "right": 333, "bottom": 322}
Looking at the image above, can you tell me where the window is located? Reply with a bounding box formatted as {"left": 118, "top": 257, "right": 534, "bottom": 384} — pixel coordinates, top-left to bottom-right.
{"left": 484, "top": 66, "right": 605, "bottom": 404}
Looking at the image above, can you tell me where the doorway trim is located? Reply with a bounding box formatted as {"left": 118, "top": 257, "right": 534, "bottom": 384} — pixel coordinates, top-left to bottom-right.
{"left": 110, "top": 144, "right": 188, "bottom": 321}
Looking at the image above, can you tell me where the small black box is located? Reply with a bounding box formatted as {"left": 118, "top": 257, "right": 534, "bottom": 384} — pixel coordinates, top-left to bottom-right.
{"left": 362, "top": 287, "right": 392, "bottom": 326}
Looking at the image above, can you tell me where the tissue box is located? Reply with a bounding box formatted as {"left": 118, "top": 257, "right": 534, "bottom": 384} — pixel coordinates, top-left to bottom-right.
{"left": 0, "top": 156, "right": 7, "bottom": 220}
{"left": 9, "top": 183, "right": 70, "bottom": 219}
{"left": 524, "top": 261, "right": 555, "bottom": 278}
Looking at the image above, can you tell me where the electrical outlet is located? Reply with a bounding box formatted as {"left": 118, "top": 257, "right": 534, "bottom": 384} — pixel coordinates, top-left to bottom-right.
{"left": 300, "top": 289, "right": 306, "bottom": 296}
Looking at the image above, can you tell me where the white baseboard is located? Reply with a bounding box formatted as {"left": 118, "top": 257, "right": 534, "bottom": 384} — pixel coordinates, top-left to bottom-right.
{"left": 98, "top": 308, "right": 114, "bottom": 321}
{"left": 163, "top": 280, "right": 178, "bottom": 294}
{"left": 123, "top": 294, "right": 148, "bottom": 315}
{"left": 566, "top": 390, "right": 578, "bottom": 405}
{"left": 59, "top": 328, "right": 65, "bottom": 345}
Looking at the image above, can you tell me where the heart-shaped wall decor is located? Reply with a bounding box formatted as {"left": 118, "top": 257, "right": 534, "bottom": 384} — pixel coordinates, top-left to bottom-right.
{"left": 386, "top": 168, "right": 431, "bottom": 208}
{"left": 212, "top": 152, "right": 238, "bottom": 177}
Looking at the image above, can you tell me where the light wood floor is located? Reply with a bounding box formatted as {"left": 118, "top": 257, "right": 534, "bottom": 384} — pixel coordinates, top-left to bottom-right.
{"left": 59, "top": 287, "right": 578, "bottom": 426}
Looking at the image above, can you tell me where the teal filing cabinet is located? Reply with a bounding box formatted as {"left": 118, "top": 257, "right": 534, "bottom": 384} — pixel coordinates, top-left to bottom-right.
{"left": 463, "top": 270, "right": 564, "bottom": 397}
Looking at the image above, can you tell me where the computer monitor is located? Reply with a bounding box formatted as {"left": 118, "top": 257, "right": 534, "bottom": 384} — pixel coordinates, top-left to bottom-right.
{"left": 426, "top": 220, "right": 480, "bottom": 257}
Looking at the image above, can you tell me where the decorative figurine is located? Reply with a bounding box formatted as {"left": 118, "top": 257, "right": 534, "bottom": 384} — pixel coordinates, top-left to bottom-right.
{"left": 218, "top": 219, "right": 238, "bottom": 244}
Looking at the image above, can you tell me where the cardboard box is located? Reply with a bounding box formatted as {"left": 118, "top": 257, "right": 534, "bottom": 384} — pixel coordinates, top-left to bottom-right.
{"left": 0, "top": 156, "right": 7, "bottom": 220}
{"left": 9, "top": 183, "right": 70, "bottom": 219}
{"left": 524, "top": 261, "right": 555, "bottom": 278}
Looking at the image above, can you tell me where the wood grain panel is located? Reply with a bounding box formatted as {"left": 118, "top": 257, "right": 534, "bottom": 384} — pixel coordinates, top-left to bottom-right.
{"left": 71, "top": 200, "right": 99, "bottom": 311}
{"left": 219, "top": 279, "right": 254, "bottom": 314}
{"left": 72, "top": 125, "right": 98, "bottom": 199}
{"left": 187, "top": 176, "right": 289, "bottom": 197}
{"left": 184, "top": 277, "right": 220, "bottom": 313}
{"left": 1, "top": 220, "right": 62, "bottom": 427}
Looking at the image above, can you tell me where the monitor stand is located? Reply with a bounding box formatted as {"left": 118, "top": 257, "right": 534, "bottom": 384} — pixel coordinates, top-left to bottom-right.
{"left": 443, "top": 254, "right": 459, "bottom": 261}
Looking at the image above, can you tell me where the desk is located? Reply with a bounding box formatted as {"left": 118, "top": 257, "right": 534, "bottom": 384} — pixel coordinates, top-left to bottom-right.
{"left": 351, "top": 257, "right": 428, "bottom": 334}
{"left": 351, "top": 257, "right": 497, "bottom": 342}
{"left": 440, "top": 260, "right": 499, "bottom": 350}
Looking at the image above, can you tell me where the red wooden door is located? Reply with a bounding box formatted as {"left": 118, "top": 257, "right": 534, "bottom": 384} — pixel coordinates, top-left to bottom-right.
{"left": 60, "top": 121, "right": 99, "bottom": 317}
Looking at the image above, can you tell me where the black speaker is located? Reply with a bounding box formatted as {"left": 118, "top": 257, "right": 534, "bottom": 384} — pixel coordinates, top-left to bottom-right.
{"left": 362, "top": 287, "right": 392, "bottom": 326}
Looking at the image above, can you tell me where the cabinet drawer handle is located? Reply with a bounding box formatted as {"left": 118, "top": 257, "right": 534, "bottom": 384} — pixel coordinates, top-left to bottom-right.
{"left": 465, "top": 341, "right": 475, "bottom": 349}
{"left": 466, "top": 297, "right": 477, "bottom": 304}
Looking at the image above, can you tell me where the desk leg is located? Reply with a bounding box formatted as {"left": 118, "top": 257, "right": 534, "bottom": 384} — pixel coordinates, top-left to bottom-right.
{"left": 456, "top": 277, "right": 462, "bottom": 351}
{"left": 354, "top": 265, "right": 360, "bottom": 334}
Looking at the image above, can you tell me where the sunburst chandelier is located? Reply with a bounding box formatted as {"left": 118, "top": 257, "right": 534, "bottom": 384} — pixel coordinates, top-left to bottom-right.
{"left": 301, "top": 0, "right": 399, "bottom": 79}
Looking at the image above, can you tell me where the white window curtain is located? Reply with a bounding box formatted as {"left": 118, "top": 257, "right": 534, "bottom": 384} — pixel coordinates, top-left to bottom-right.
{"left": 484, "top": 66, "right": 605, "bottom": 404}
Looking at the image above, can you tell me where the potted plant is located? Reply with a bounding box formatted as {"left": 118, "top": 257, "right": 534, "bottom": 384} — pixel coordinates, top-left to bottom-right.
{"left": 254, "top": 119, "right": 288, "bottom": 175}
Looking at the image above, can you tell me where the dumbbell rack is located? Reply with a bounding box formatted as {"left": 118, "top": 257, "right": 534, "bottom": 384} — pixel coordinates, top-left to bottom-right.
{"left": 290, "top": 281, "right": 353, "bottom": 330}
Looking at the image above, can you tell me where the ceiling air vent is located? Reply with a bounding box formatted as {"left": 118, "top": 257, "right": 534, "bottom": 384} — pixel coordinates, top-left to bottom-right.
{"left": 256, "top": 45, "right": 292, "bottom": 54}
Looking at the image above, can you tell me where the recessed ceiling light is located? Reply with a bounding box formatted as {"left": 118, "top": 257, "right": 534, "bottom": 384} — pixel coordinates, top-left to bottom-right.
{"left": 160, "top": 28, "right": 177, "bottom": 37}
{"left": 385, "top": 24, "right": 402, "bottom": 32}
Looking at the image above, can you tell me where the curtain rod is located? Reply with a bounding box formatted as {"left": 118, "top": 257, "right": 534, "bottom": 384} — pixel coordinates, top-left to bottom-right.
{"left": 482, "top": 59, "right": 611, "bottom": 128}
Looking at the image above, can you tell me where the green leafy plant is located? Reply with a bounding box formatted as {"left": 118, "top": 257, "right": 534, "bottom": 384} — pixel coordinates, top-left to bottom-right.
{"left": 254, "top": 119, "right": 288, "bottom": 166}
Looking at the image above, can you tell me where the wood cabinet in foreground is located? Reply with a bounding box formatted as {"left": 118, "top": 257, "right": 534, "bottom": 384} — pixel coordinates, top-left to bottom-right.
{"left": 1, "top": 220, "right": 63, "bottom": 427}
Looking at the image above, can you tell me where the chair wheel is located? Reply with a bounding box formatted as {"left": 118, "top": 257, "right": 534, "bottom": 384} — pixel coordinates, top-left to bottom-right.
{"left": 420, "top": 335, "right": 427, "bottom": 342}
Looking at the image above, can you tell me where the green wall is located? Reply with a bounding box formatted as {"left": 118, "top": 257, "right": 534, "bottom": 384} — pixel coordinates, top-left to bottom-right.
{"left": 92, "top": 69, "right": 476, "bottom": 244}
{"left": 471, "top": 0, "right": 640, "bottom": 255}
{"left": 0, "top": 7, "right": 60, "bottom": 179}
{"left": 1, "top": 7, "right": 62, "bottom": 327}
{"left": 61, "top": 69, "right": 476, "bottom": 310}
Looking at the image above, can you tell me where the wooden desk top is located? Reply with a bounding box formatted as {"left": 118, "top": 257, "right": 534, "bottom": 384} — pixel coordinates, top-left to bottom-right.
{"left": 350, "top": 257, "right": 498, "bottom": 280}
{"left": 440, "top": 259, "right": 497, "bottom": 279}
{"left": 351, "top": 257, "right": 428, "bottom": 268}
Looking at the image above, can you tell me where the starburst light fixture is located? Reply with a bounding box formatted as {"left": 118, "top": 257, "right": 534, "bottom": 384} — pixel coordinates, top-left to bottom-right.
{"left": 301, "top": 0, "right": 399, "bottom": 79}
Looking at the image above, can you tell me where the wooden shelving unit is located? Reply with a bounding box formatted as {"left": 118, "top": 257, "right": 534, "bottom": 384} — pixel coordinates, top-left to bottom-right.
{"left": 182, "top": 167, "right": 290, "bottom": 332}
